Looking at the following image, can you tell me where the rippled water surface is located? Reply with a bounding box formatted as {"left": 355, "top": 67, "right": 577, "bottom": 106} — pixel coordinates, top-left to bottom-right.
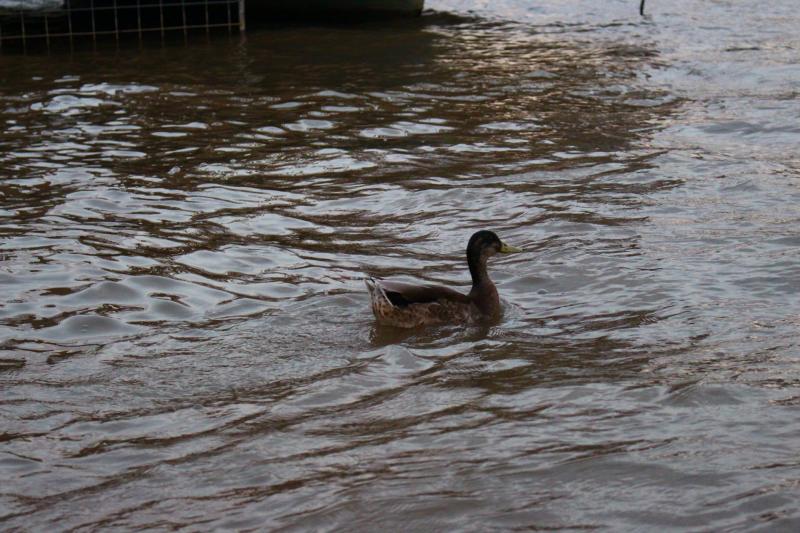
{"left": 2, "top": 0, "right": 800, "bottom": 529}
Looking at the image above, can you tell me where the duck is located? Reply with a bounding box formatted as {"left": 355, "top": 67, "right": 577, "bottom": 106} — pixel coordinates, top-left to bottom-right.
{"left": 365, "top": 230, "right": 522, "bottom": 328}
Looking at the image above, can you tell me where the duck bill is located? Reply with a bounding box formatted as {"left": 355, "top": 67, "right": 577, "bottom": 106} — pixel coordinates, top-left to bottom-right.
{"left": 499, "top": 242, "right": 522, "bottom": 253}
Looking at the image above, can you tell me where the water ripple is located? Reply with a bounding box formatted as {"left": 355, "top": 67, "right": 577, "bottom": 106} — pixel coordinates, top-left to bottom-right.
{"left": 2, "top": 1, "right": 800, "bottom": 530}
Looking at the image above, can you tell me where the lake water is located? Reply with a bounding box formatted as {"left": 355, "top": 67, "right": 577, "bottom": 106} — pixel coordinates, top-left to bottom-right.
{"left": 2, "top": 0, "right": 800, "bottom": 529}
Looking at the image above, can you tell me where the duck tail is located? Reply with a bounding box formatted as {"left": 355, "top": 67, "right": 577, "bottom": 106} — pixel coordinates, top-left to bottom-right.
{"left": 364, "top": 276, "right": 379, "bottom": 297}
{"left": 365, "top": 276, "right": 390, "bottom": 306}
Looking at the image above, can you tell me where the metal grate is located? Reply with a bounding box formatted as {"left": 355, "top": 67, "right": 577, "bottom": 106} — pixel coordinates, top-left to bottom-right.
{"left": 0, "top": 0, "right": 244, "bottom": 50}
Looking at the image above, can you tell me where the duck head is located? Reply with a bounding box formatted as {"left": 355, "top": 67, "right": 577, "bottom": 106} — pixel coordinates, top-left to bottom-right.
{"left": 466, "top": 230, "right": 521, "bottom": 285}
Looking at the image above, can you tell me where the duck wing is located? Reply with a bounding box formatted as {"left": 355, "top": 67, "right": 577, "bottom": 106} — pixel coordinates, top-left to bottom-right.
{"left": 374, "top": 279, "right": 470, "bottom": 308}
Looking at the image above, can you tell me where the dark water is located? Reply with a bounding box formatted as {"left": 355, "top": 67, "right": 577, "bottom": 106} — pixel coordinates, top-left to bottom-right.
{"left": 2, "top": 0, "right": 800, "bottom": 529}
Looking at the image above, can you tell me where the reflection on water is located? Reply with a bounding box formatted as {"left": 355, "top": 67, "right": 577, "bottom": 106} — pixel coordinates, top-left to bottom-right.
{"left": 2, "top": 0, "right": 800, "bottom": 529}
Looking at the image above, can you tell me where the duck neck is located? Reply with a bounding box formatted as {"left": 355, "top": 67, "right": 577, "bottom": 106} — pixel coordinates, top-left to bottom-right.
{"left": 468, "top": 250, "right": 500, "bottom": 316}
{"left": 468, "top": 249, "right": 490, "bottom": 289}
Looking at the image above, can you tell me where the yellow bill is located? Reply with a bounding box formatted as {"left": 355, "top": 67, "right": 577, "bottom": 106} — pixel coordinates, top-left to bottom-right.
{"left": 499, "top": 242, "right": 522, "bottom": 253}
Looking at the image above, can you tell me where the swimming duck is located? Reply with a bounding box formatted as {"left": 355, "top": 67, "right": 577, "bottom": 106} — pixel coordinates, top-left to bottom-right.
{"left": 365, "top": 230, "right": 521, "bottom": 328}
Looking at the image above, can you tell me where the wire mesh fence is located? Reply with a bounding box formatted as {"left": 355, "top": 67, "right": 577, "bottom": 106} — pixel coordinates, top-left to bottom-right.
{"left": 0, "top": 0, "right": 244, "bottom": 50}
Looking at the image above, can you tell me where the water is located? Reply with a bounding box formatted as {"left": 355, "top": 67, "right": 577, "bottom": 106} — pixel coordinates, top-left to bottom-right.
{"left": 2, "top": 0, "right": 800, "bottom": 529}
{"left": 0, "top": 0, "right": 61, "bottom": 10}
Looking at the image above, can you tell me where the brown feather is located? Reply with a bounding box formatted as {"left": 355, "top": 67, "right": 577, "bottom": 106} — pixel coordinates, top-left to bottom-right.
{"left": 364, "top": 230, "right": 520, "bottom": 328}
{"left": 376, "top": 280, "right": 471, "bottom": 307}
